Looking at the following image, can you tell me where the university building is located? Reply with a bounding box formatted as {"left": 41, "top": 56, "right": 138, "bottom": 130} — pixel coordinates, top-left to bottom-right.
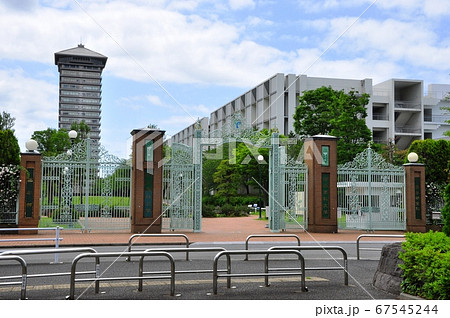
{"left": 54, "top": 44, "right": 108, "bottom": 143}
{"left": 170, "top": 73, "right": 450, "bottom": 149}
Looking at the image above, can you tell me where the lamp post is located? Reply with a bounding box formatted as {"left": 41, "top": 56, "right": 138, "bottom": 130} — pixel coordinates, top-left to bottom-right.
{"left": 257, "top": 154, "right": 264, "bottom": 219}
{"left": 68, "top": 130, "right": 78, "bottom": 143}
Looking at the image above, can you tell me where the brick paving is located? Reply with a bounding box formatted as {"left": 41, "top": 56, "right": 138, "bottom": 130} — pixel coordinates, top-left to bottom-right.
{"left": 0, "top": 215, "right": 405, "bottom": 247}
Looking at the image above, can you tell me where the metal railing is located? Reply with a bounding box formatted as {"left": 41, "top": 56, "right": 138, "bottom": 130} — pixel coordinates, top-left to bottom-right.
{"left": 356, "top": 234, "right": 405, "bottom": 260}
{"left": 0, "top": 247, "right": 98, "bottom": 299}
{"left": 244, "top": 234, "right": 301, "bottom": 260}
{"left": 0, "top": 227, "right": 63, "bottom": 262}
{"left": 142, "top": 247, "right": 231, "bottom": 289}
{"left": 0, "top": 255, "right": 27, "bottom": 300}
{"left": 268, "top": 246, "right": 348, "bottom": 285}
{"left": 126, "top": 234, "right": 190, "bottom": 261}
{"left": 68, "top": 251, "right": 175, "bottom": 299}
{"left": 213, "top": 250, "right": 307, "bottom": 295}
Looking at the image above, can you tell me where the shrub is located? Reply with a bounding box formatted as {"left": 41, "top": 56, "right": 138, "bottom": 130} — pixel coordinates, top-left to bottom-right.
{"left": 202, "top": 204, "right": 217, "bottom": 218}
{"left": 398, "top": 231, "right": 450, "bottom": 299}
{"left": 442, "top": 182, "right": 450, "bottom": 236}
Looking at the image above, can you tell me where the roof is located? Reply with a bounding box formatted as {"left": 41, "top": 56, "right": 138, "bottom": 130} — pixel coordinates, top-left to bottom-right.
{"left": 54, "top": 44, "right": 107, "bottom": 63}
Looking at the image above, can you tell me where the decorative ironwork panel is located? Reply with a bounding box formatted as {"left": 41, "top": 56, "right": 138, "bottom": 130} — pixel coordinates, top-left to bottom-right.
{"left": 40, "top": 139, "right": 131, "bottom": 231}
{"left": 162, "top": 142, "right": 198, "bottom": 231}
{"left": 337, "top": 148, "right": 405, "bottom": 231}
{"left": 269, "top": 134, "right": 308, "bottom": 232}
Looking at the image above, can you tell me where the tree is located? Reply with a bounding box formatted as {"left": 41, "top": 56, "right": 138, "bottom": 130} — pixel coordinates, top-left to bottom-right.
{"left": 407, "top": 139, "right": 450, "bottom": 185}
{"left": 0, "top": 130, "right": 20, "bottom": 165}
{"left": 31, "top": 128, "right": 71, "bottom": 157}
{"left": 213, "top": 158, "right": 241, "bottom": 204}
{"left": 70, "top": 121, "right": 91, "bottom": 141}
{"left": 235, "top": 143, "right": 269, "bottom": 198}
{"left": 0, "top": 111, "right": 20, "bottom": 165}
{"left": 443, "top": 93, "right": 450, "bottom": 137}
{"left": 293, "top": 86, "right": 372, "bottom": 164}
{"left": 0, "top": 111, "right": 15, "bottom": 131}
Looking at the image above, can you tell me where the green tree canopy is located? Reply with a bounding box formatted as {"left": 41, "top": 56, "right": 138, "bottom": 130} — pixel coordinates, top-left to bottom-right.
{"left": 0, "top": 111, "right": 15, "bottom": 131}
{"left": 0, "top": 111, "right": 20, "bottom": 165}
{"left": 0, "top": 130, "right": 20, "bottom": 165}
{"left": 70, "top": 121, "right": 91, "bottom": 141}
{"left": 293, "top": 86, "right": 372, "bottom": 164}
{"left": 407, "top": 139, "right": 450, "bottom": 185}
{"left": 31, "top": 128, "right": 71, "bottom": 157}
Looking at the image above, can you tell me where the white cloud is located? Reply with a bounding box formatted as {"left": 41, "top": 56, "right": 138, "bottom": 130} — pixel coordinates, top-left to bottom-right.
{"left": 0, "top": 69, "right": 58, "bottom": 151}
{"left": 229, "top": 0, "right": 255, "bottom": 10}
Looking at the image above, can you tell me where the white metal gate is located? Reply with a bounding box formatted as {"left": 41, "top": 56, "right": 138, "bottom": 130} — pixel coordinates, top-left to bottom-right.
{"left": 40, "top": 139, "right": 131, "bottom": 231}
{"left": 337, "top": 148, "right": 406, "bottom": 230}
{"left": 269, "top": 133, "right": 308, "bottom": 232}
{"left": 162, "top": 139, "right": 202, "bottom": 232}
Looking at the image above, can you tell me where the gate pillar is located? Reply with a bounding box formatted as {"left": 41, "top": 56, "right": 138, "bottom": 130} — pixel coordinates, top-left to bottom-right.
{"left": 130, "top": 128, "right": 165, "bottom": 233}
{"left": 304, "top": 135, "right": 338, "bottom": 233}
{"left": 18, "top": 151, "right": 42, "bottom": 233}
{"left": 403, "top": 161, "right": 427, "bottom": 232}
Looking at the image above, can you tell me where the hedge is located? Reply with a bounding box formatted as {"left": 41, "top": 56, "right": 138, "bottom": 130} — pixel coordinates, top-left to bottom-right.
{"left": 398, "top": 231, "right": 450, "bottom": 299}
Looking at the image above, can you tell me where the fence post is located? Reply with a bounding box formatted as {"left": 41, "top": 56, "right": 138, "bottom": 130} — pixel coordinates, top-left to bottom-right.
{"left": 404, "top": 161, "right": 427, "bottom": 232}
{"left": 130, "top": 128, "right": 165, "bottom": 233}
{"left": 304, "top": 135, "right": 338, "bottom": 233}
{"left": 17, "top": 150, "right": 42, "bottom": 233}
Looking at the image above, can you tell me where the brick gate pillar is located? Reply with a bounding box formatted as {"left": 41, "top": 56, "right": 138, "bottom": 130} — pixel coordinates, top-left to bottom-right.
{"left": 130, "top": 128, "right": 165, "bottom": 233}
{"left": 17, "top": 151, "right": 42, "bottom": 233}
{"left": 403, "top": 154, "right": 427, "bottom": 233}
{"left": 304, "top": 135, "right": 338, "bottom": 233}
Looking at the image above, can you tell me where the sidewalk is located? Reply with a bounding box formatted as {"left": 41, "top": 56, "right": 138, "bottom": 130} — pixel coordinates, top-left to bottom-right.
{"left": 0, "top": 215, "right": 405, "bottom": 247}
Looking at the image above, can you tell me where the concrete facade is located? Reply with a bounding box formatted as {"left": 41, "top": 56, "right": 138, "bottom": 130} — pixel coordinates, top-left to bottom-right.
{"left": 170, "top": 73, "right": 450, "bottom": 150}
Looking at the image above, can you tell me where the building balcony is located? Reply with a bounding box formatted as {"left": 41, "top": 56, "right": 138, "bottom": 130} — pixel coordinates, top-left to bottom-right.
{"left": 424, "top": 115, "right": 450, "bottom": 124}
{"left": 394, "top": 101, "right": 421, "bottom": 109}
{"left": 395, "top": 126, "right": 421, "bottom": 134}
{"left": 372, "top": 114, "right": 389, "bottom": 121}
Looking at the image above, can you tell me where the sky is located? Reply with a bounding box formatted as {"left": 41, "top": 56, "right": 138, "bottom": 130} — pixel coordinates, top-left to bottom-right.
{"left": 1, "top": 0, "right": 450, "bottom": 159}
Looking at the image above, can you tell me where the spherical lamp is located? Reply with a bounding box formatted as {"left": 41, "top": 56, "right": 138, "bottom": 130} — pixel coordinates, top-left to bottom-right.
{"left": 407, "top": 152, "right": 418, "bottom": 163}
{"left": 25, "top": 139, "right": 38, "bottom": 152}
{"left": 68, "top": 130, "right": 78, "bottom": 139}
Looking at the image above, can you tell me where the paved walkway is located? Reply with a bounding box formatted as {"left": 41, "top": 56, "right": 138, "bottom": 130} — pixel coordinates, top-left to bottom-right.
{"left": 0, "top": 215, "right": 405, "bottom": 247}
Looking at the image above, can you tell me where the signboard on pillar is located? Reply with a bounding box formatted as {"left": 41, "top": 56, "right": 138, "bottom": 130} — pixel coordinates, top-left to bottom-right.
{"left": 130, "top": 128, "right": 165, "bottom": 233}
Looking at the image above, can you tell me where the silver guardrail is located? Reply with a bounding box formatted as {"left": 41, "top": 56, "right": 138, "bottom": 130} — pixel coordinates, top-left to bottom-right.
{"left": 213, "top": 250, "right": 307, "bottom": 295}
{"left": 0, "top": 227, "right": 63, "bottom": 262}
{"left": 356, "top": 234, "right": 405, "bottom": 260}
{"left": 244, "top": 234, "right": 301, "bottom": 261}
{"left": 268, "top": 246, "right": 348, "bottom": 285}
{"left": 0, "top": 255, "right": 28, "bottom": 300}
{"left": 68, "top": 251, "right": 175, "bottom": 299}
{"left": 142, "top": 247, "right": 231, "bottom": 289}
{"left": 0, "top": 247, "right": 98, "bottom": 299}
{"left": 126, "top": 234, "right": 190, "bottom": 261}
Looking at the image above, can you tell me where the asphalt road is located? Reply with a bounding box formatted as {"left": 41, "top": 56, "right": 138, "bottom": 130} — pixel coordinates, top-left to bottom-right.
{"left": 0, "top": 241, "right": 396, "bottom": 301}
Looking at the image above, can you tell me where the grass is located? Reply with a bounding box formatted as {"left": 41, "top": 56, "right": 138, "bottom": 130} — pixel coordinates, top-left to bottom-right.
{"left": 38, "top": 216, "right": 83, "bottom": 229}
{"left": 41, "top": 196, "right": 130, "bottom": 206}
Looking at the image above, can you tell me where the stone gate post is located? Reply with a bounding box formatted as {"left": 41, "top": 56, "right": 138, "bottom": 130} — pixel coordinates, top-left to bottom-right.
{"left": 130, "top": 128, "right": 165, "bottom": 233}
{"left": 17, "top": 151, "right": 42, "bottom": 233}
{"left": 403, "top": 156, "right": 427, "bottom": 233}
{"left": 304, "top": 135, "right": 338, "bottom": 233}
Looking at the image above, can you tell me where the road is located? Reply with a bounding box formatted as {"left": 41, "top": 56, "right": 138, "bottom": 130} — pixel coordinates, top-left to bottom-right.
{"left": 0, "top": 241, "right": 396, "bottom": 300}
